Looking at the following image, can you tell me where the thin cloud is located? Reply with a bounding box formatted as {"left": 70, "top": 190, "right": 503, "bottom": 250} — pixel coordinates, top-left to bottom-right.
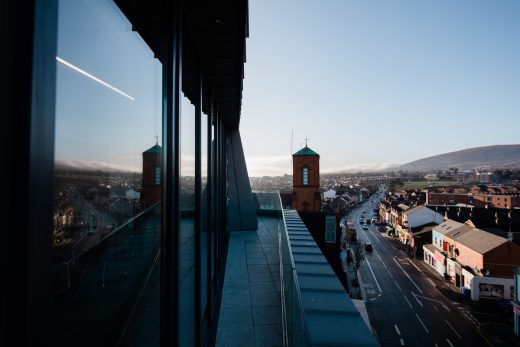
{"left": 55, "top": 159, "right": 140, "bottom": 173}
{"left": 246, "top": 155, "right": 400, "bottom": 176}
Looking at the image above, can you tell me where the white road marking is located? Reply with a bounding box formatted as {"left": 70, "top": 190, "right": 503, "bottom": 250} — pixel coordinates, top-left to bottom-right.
{"left": 415, "top": 313, "right": 429, "bottom": 333}
{"left": 377, "top": 254, "right": 382, "bottom": 261}
{"left": 446, "top": 338, "right": 454, "bottom": 347}
{"left": 394, "top": 324, "right": 401, "bottom": 335}
{"left": 411, "top": 291, "right": 424, "bottom": 308}
{"left": 415, "top": 294, "right": 450, "bottom": 312}
{"left": 400, "top": 338, "right": 405, "bottom": 345}
{"left": 393, "top": 257, "right": 423, "bottom": 293}
{"left": 434, "top": 344, "right": 439, "bottom": 347}
{"left": 365, "top": 257, "right": 383, "bottom": 293}
{"left": 433, "top": 305, "right": 439, "bottom": 311}
{"left": 444, "top": 320, "right": 462, "bottom": 340}
{"left": 370, "top": 229, "right": 381, "bottom": 243}
{"left": 427, "top": 278, "right": 436, "bottom": 286}
{"left": 403, "top": 295, "right": 413, "bottom": 309}
{"left": 406, "top": 258, "right": 423, "bottom": 273}
{"left": 394, "top": 280, "right": 402, "bottom": 291}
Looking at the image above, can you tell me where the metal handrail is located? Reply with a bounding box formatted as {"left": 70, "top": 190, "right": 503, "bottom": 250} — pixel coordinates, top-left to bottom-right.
{"left": 279, "top": 207, "right": 288, "bottom": 347}
{"left": 53, "top": 201, "right": 161, "bottom": 270}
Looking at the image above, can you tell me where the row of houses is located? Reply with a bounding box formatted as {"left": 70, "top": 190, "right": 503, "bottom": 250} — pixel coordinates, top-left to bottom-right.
{"left": 321, "top": 187, "right": 374, "bottom": 214}
{"left": 379, "top": 195, "right": 520, "bottom": 301}
{"left": 423, "top": 219, "right": 520, "bottom": 301}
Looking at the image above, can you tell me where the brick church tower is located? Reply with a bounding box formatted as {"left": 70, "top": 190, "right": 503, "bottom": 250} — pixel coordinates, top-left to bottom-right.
{"left": 140, "top": 143, "right": 162, "bottom": 210}
{"left": 291, "top": 144, "right": 321, "bottom": 212}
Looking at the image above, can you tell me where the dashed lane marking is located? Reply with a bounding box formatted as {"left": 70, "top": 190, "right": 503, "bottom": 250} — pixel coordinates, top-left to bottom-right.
{"left": 403, "top": 295, "right": 413, "bottom": 309}
{"left": 444, "top": 319, "right": 462, "bottom": 340}
{"left": 411, "top": 291, "right": 424, "bottom": 308}
{"left": 393, "top": 257, "right": 424, "bottom": 294}
{"left": 415, "top": 313, "right": 429, "bottom": 333}
{"left": 366, "top": 257, "right": 383, "bottom": 293}
{"left": 394, "top": 324, "right": 401, "bottom": 335}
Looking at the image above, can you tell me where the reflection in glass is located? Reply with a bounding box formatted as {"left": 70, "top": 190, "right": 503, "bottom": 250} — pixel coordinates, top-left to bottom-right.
{"left": 201, "top": 112, "right": 209, "bottom": 319}
{"left": 52, "top": 0, "right": 161, "bottom": 345}
{"left": 180, "top": 95, "right": 196, "bottom": 346}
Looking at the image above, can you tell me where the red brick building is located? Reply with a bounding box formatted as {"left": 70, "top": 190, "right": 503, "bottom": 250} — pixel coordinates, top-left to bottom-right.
{"left": 140, "top": 143, "right": 162, "bottom": 210}
{"left": 426, "top": 191, "right": 520, "bottom": 209}
{"left": 291, "top": 145, "right": 321, "bottom": 212}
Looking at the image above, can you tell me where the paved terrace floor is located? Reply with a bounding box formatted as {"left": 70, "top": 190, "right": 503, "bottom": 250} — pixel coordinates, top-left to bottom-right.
{"left": 216, "top": 215, "right": 282, "bottom": 347}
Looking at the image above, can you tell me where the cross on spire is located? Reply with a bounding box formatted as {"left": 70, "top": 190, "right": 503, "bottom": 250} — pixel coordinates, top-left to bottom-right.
{"left": 304, "top": 137, "right": 309, "bottom": 147}
{"left": 155, "top": 134, "right": 159, "bottom": 145}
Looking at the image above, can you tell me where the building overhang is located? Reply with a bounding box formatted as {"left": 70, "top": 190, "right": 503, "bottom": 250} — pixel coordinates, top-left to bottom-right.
{"left": 115, "top": 0, "right": 248, "bottom": 130}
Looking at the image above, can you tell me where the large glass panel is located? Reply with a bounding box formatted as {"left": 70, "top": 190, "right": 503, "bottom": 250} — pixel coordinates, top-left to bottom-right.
{"left": 201, "top": 112, "right": 209, "bottom": 320}
{"left": 52, "top": 0, "right": 162, "bottom": 345}
{"left": 180, "top": 94, "right": 196, "bottom": 346}
{"left": 210, "top": 117, "right": 217, "bottom": 281}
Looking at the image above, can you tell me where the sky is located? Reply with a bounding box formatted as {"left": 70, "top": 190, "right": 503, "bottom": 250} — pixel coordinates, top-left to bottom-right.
{"left": 54, "top": 0, "right": 520, "bottom": 177}
{"left": 55, "top": 0, "right": 163, "bottom": 173}
{"left": 241, "top": 0, "right": 520, "bottom": 176}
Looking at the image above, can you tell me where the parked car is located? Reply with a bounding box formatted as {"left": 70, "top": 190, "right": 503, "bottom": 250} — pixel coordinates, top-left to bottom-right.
{"left": 365, "top": 242, "right": 373, "bottom": 252}
{"left": 362, "top": 226, "right": 368, "bottom": 231}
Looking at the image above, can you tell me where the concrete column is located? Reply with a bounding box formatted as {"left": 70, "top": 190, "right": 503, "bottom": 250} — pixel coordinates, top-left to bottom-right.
{"left": 226, "top": 129, "right": 258, "bottom": 231}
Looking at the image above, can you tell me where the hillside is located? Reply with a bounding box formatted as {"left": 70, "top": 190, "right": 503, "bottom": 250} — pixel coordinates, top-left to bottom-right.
{"left": 396, "top": 145, "right": 520, "bottom": 172}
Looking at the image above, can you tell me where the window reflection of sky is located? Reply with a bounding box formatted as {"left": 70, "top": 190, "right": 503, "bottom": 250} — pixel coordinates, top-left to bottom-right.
{"left": 55, "top": 0, "right": 161, "bottom": 172}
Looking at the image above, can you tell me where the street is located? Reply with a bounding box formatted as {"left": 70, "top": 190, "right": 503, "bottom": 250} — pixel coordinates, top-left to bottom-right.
{"left": 349, "top": 192, "right": 489, "bottom": 347}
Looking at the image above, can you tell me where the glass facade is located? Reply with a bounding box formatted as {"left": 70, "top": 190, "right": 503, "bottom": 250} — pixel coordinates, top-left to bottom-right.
{"left": 2, "top": 0, "right": 249, "bottom": 346}
{"left": 200, "top": 111, "right": 209, "bottom": 323}
{"left": 180, "top": 94, "right": 196, "bottom": 345}
{"left": 52, "top": 0, "right": 162, "bottom": 345}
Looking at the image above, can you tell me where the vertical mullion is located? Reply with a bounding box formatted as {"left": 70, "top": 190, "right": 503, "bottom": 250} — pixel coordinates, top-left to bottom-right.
{"left": 161, "top": 0, "right": 181, "bottom": 346}
{"left": 14, "top": 1, "right": 59, "bottom": 345}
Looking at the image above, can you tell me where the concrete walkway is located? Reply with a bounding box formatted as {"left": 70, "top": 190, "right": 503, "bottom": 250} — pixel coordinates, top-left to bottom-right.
{"left": 216, "top": 216, "right": 282, "bottom": 347}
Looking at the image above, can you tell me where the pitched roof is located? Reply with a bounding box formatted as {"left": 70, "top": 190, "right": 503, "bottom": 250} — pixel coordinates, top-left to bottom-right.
{"left": 444, "top": 224, "right": 473, "bottom": 239}
{"left": 454, "top": 228, "right": 508, "bottom": 254}
{"left": 144, "top": 144, "right": 162, "bottom": 154}
{"left": 404, "top": 205, "right": 427, "bottom": 214}
{"left": 293, "top": 146, "right": 319, "bottom": 156}
{"left": 433, "top": 219, "right": 465, "bottom": 235}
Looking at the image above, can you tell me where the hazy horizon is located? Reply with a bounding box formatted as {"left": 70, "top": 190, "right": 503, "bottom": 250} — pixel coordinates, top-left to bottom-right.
{"left": 53, "top": 0, "right": 520, "bottom": 177}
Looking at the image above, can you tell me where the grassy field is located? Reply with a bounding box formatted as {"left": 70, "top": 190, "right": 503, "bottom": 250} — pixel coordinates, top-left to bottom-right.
{"left": 401, "top": 181, "right": 454, "bottom": 190}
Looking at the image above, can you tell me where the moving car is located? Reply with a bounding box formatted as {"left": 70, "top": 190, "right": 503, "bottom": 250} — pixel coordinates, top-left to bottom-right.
{"left": 365, "top": 242, "right": 373, "bottom": 252}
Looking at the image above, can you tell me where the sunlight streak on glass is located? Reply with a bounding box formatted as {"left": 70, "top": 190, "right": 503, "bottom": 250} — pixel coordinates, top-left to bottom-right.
{"left": 56, "top": 56, "right": 135, "bottom": 101}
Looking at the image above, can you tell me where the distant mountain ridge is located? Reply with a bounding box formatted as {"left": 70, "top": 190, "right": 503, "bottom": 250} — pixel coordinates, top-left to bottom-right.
{"left": 397, "top": 145, "right": 520, "bottom": 172}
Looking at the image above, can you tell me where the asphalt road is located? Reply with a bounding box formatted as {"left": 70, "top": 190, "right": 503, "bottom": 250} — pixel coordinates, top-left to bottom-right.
{"left": 349, "top": 191, "right": 489, "bottom": 347}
